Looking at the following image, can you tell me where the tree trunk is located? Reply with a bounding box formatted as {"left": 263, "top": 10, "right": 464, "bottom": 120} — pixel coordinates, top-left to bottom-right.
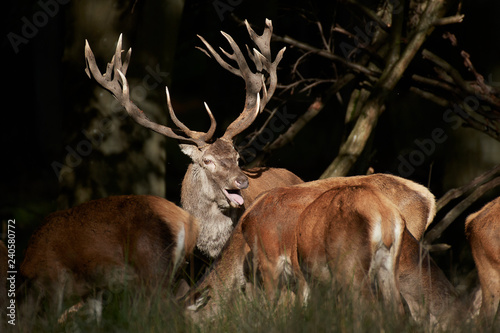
{"left": 55, "top": 0, "right": 184, "bottom": 208}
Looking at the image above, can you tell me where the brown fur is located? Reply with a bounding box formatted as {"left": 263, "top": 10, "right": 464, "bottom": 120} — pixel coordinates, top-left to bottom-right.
{"left": 180, "top": 140, "right": 302, "bottom": 258}
{"left": 245, "top": 184, "right": 405, "bottom": 312}
{"left": 398, "top": 229, "right": 460, "bottom": 326}
{"left": 465, "top": 197, "right": 500, "bottom": 324}
{"left": 291, "top": 174, "right": 436, "bottom": 240}
{"left": 241, "top": 167, "right": 304, "bottom": 204}
{"left": 188, "top": 173, "right": 460, "bottom": 325}
{"left": 20, "top": 195, "right": 198, "bottom": 311}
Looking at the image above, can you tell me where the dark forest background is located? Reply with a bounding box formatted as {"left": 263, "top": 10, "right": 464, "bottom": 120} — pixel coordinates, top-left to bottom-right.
{"left": 2, "top": 0, "right": 500, "bottom": 287}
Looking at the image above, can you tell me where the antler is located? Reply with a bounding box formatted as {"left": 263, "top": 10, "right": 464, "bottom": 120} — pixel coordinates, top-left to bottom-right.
{"left": 197, "top": 19, "right": 286, "bottom": 141}
{"left": 85, "top": 34, "right": 216, "bottom": 147}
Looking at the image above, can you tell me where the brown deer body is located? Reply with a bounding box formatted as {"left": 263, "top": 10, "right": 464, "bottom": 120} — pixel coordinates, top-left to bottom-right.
{"left": 188, "top": 174, "right": 460, "bottom": 326}
{"left": 19, "top": 195, "right": 198, "bottom": 317}
{"left": 245, "top": 184, "right": 405, "bottom": 312}
{"left": 465, "top": 196, "right": 500, "bottom": 324}
{"left": 85, "top": 20, "right": 302, "bottom": 260}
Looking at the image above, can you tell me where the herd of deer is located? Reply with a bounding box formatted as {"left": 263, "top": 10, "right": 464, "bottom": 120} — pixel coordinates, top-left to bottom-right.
{"left": 1, "top": 19, "right": 499, "bottom": 329}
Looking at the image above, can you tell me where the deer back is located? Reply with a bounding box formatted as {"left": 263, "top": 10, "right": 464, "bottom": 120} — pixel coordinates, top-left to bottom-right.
{"left": 20, "top": 195, "right": 198, "bottom": 302}
{"left": 293, "top": 173, "right": 435, "bottom": 240}
{"left": 242, "top": 167, "right": 303, "bottom": 204}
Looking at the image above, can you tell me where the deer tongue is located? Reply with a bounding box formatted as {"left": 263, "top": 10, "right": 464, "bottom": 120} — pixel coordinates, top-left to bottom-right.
{"left": 223, "top": 189, "right": 244, "bottom": 207}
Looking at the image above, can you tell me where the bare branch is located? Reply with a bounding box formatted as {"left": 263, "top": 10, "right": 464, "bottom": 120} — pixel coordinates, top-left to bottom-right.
{"left": 424, "top": 176, "right": 500, "bottom": 245}
{"left": 243, "top": 73, "right": 357, "bottom": 167}
{"left": 345, "top": 0, "right": 390, "bottom": 32}
{"left": 436, "top": 163, "right": 500, "bottom": 212}
{"left": 409, "top": 87, "right": 449, "bottom": 107}
{"left": 271, "top": 34, "right": 381, "bottom": 77}
{"left": 321, "top": 0, "right": 449, "bottom": 179}
{"left": 433, "top": 14, "right": 464, "bottom": 26}
{"left": 411, "top": 74, "right": 459, "bottom": 94}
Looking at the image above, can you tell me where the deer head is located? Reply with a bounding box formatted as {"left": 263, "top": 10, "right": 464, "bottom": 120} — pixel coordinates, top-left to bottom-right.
{"left": 84, "top": 19, "right": 285, "bottom": 209}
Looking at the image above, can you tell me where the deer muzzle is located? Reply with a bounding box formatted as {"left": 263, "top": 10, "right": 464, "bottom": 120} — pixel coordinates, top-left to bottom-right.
{"left": 223, "top": 175, "right": 248, "bottom": 207}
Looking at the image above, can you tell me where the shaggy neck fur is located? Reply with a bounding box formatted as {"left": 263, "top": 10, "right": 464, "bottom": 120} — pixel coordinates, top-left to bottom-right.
{"left": 181, "top": 163, "right": 243, "bottom": 258}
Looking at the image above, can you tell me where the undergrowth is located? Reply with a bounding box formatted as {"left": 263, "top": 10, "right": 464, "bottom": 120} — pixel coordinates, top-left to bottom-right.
{"left": 2, "top": 280, "right": 493, "bottom": 333}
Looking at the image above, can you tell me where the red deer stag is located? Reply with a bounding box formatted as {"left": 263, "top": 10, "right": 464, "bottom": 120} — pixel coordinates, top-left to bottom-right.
{"left": 188, "top": 174, "right": 462, "bottom": 327}
{"left": 19, "top": 195, "right": 198, "bottom": 320}
{"left": 465, "top": 196, "right": 500, "bottom": 324}
{"left": 84, "top": 19, "right": 303, "bottom": 260}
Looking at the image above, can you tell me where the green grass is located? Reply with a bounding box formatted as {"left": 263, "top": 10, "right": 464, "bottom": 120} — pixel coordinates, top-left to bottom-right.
{"left": 2, "top": 280, "right": 494, "bottom": 333}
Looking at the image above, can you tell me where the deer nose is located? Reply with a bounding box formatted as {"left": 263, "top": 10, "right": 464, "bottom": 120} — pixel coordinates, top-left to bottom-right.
{"left": 235, "top": 176, "right": 249, "bottom": 190}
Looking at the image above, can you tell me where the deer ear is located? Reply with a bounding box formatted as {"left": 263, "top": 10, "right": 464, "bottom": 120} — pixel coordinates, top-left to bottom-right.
{"left": 179, "top": 143, "right": 202, "bottom": 160}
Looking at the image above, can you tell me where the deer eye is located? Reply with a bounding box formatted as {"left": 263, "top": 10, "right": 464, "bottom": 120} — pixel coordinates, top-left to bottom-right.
{"left": 203, "top": 158, "right": 213, "bottom": 166}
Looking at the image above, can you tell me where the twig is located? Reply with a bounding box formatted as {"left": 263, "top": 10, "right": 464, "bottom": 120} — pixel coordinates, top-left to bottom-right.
{"left": 423, "top": 49, "right": 500, "bottom": 110}
{"left": 299, "top": 79, "right": 336, "bottom": 93}
{"left": 422, "top": 49, "right": 471, "bottom": 93}
{"left": 411, "top": 74, "right": 459, "bottom": 94}
{"left": 436, "top": 163, "right": 500, "bottom": 212}
{"left": 345, "top": 0, "right": 390, "bottom": 32}
{"left": 433, "top": 14, "right": 464, "bottom": 26}
{"left": 320, "top": 0, "right": 449, "bottom": 179}
{"left": 316, "top": 21, "right": 331, "bottom": 52}
{"left": 410, "top": 87, "right": 449, "bottom": 107}
{"left": 291, "top": 51, "right": 315, "bottom": 76}
{"left": 270, "top": 98, "right": 325, "bottom": 150}
{"left": 246, "top": 73, "right": 357, "bottom": 167}
{"left": 272, "top": 34, "right": 381, "bottom": 77}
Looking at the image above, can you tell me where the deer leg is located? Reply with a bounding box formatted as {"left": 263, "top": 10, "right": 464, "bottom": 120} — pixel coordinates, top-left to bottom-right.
{"left": 296, "top": 273, "right": 310, "bottom": 306}
{"left": 368, "top": 225, "right": 404, "bottom": 313}
{"left": 370, "top": 244, "right": 404, "bottom": 313}
{"left": 87, "top": 290, "right": 104, "bottom": 325}
{"left": 478, "top": 259, "right": 500, "bottom": 323}
{"left": 259, "top": 255, "right": 281, "bottom": 305}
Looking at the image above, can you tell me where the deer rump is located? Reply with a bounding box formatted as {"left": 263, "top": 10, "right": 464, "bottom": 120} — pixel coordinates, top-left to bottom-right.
{"left": 237, "top": 173, "right": 459, "bottom": 325}
{"left": 19, "top": 195, "right": 198, "bottom": 307}
{"left": 245, "top": 184, "right": 405, "bottom": 309}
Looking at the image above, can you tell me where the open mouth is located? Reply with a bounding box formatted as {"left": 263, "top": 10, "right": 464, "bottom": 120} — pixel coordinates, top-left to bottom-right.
{"left": 222, "top": 189, "right": 244, "bottom": 207}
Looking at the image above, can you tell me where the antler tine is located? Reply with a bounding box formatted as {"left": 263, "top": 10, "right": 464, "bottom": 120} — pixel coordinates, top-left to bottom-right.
{"left": 244, "top": 19, "right": 272, "bottom": 59}
{"left": 116, "top": 71, "right": 207, "bottom": 146}
{"left": 222, "top": 93, "right": 261, "bottom": 142}
{"left": 244, "top": 19, "right": 286, "bottom": 108}
{"left": 197, "top": 19, "right": 285, "bottom": 141}
{"left": 165, "top": 87, "right": 217, "bottom": 142}
{"left": 203, "top": 102, "right": 217, "bottom": 140}
{"left": 85, "top": 35, "right": 210, "bottom": 147}
{"left": 197, "top": 34, "right": 246, "bottom": 79}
